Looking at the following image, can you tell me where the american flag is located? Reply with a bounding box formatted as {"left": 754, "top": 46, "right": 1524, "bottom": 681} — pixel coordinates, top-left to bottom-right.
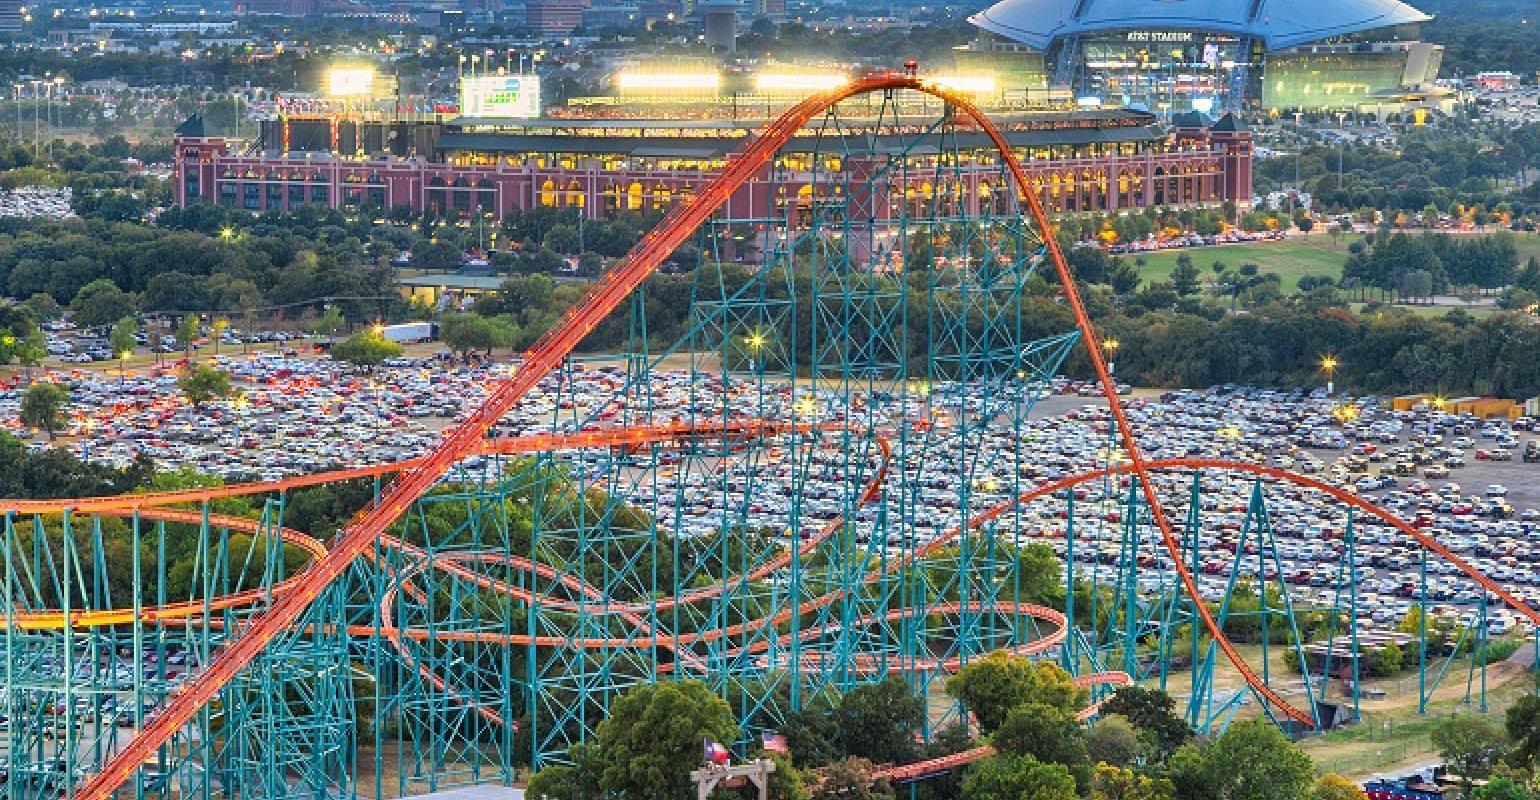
{"left": 762, "top": 732, "right": 788, "bottom": 753}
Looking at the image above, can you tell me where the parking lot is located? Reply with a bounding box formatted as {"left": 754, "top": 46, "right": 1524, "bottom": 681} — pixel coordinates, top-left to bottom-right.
{"left": 0, "top": 356, "right": 1536, "bottom": 642}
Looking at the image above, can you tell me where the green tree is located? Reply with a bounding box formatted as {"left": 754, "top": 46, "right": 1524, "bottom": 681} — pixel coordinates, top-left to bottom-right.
{"left": 330, "top": 331, "right": 403, "bottom": 372}
{"left": 593, "top": 679, "right": 738, "bottom": 800}
{"left": 110, "top": 317, "right": 138, "bottom": 359}
{"left": 1091, "top": 763, "right": 1175, "bottom": 800}
{"left": 310, "top": 306, "right": 347, "bottom": 339}
{"left": 1167, "top": 744, "right": 1214, "bottom": 800}
{"left": 16, "top": 326, "right": 45, "bottom": 376}
{"left": 1506, "top": 694, "right": 1540, "bottom": 768}
{"left": 1310, "top": 773, "right": 1366, "bottom": 800}
{"left": 20, "top": 381, "right": 69, "bottom": 440}
{"left": 1097, "top": 686, "right": 1192, "bottom": 757}
{"left": 1367, "top": 642, "right": 1403, "bottom": 677}
{"left": 813, "top": 757, "right": 894, "bottom": 800}
{"left": 1201, "top": 720, "right": 1313, "bottom": 800}
{"left": 1431, "top": 715, "right": 1507, "bottom": 783}
{"left": 179, "top": 365, "right": 233, "bottom": 408}
{"left": 71, "top": 279, "right": 134, "bottom": 328}
{"left": 22, "top": 293, "right": 61, "bottom": 322}
{"left": 947, "top": 651, "right": 1085, "bottom": 733}
{"left": 992, "top": 702, "right": 1089, "bottom": 778}
{"left": 962, "top": 753, "right": 1077, "bottom": 800}
{"left": 1171, "top": 258, "right": 1202, "bottom": 296}
{"left": 781, "top": 700, "right": 841, "bottom": 768}
{"left": 1473, "top": 776, "right": 1534, "bottom": 800}
{"left": 524, "top": 745, "right": 601, "bottom": 800}
{"left": 1086, "top": 714, "right": 1142, "bottom": 767}
{"left": 176, "top": 314, "right": 202, "bottom": 358}
{"left": 834, "top": 677, "right": 925, "bottom": 765}
{"left": 441, "top": 312, "right": 517, "bottom": 358}
{"left": 762, "top": 751, "right": 811, "bottom": 800}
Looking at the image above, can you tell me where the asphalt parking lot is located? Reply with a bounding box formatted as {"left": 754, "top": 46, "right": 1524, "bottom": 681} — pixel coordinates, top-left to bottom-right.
{"left": 1, "top": 357, "right": 1536, "bottom": 637}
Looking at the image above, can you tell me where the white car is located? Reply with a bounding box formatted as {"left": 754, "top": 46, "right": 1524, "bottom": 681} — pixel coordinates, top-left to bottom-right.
{"left": 1487, "top": 484, "right": 1509, "bottom": 497}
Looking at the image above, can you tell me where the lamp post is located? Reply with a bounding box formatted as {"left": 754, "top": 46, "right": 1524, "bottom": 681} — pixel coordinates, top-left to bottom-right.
{"left": 1336, "top": 111, "right": 1347, "bottom": 193}
{"left": 1103, "top": 337, "right": 1120, "bottom": 376}
{"left": 118, "top": 350, "right": 131, "bottom": 385}
{"left": 1321, "top": 354, "right": 1338, "bottom": 396}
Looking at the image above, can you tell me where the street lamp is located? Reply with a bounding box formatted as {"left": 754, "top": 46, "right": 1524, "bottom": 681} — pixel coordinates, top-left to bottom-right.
{"left": 1102, "top": 337, "right": 1120, "bottom": 376}
{"left": 1320, "top": 355, "right": 1338, "bottom": 395}
{"left": 118, "top": 350, "right": 131, "bottom": 384}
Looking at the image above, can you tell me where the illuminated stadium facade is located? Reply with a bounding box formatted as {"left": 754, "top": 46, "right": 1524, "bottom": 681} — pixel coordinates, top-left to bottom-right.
{"left": 172, "top": 104, "right": 1254, "bottom": 224}
{"left": 967, "top": 0, "right": 1444, "bottom": 113}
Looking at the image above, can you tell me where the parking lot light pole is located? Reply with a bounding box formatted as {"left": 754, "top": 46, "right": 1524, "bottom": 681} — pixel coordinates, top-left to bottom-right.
{"left": 1102, "top": 337, "right": 1119, "bottom": 376}
{"left": 1320, "top": 355, "right": 1338, "bottom": 395}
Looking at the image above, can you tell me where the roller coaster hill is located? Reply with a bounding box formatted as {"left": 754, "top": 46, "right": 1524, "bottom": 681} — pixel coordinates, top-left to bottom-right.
{"left": 3, "top": 74, "right": 1537, "bottom": 800}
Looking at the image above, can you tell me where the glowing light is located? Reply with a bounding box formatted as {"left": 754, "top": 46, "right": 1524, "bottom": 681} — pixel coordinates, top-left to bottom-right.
{"left": 372, "top": 322, "right": 386, "bottom": 336}
{"left": 754, "top": 72, "right": 848, "bottom": 94}
{"left": 1102, "top": 337, "right": 1120, "bottom": 355}
{"left": 743, "top": 331, "right": 766, "bottom": 350}
{"left": 795, "top": 396, "right": 817, "bottom": 416}
{"left": 616, "top": 71, "right": 721, "bottom": 92}
{"left": 327, "top": 66, "right": 377, "bottom": 97}
{"left": 1320, "top": 355, "right": 1338, "bottom": 375}
{"left": 929, "top": 75, "right": 997, "bottom": 95}
{"left": 219, "top": 226, "right": 235, "bottom": 240}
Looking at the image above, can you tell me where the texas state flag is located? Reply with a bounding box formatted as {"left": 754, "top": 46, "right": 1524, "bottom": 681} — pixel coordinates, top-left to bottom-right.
{"left": 704, "top": 740, "right": 731, "bottom": 765}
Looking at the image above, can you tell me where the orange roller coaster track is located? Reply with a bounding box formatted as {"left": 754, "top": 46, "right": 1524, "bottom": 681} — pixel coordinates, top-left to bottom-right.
{"left": 62, "top": 74, "right": 1527, "bottom": 798}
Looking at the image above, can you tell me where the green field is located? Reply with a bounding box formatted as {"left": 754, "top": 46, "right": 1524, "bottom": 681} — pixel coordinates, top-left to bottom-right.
{"left": 1128, "top": 237, "right": 1352, "bottom": 293}
{"left": 1129, "top": 229, "right": 1540, "bottom": 294}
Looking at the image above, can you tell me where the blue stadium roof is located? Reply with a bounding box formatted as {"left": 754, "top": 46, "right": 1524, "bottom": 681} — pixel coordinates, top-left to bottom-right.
{"left": 968, "top": 0, "right": 1432, "bottom": 51}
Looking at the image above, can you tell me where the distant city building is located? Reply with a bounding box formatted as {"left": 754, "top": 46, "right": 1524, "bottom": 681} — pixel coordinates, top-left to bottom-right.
{"left": 0, "top": 0, "right": 24, "bottom": 33}
{"left": 969, "top": 0, "right": 1447, "bottom": 113}
{"left": 1473, "top": 71, "right": 1521, "bottom": 92}
{"left": 700, "top": 2, "right": 737, "bottom": 52}
{"left": 526, "top": 0, "right": 586, "bottom": 35}
{"left": 585, "top": 1, "right": 640, "bottom": 30}
{"left": 639, "top": 0, "right": 684, "bottom": 21}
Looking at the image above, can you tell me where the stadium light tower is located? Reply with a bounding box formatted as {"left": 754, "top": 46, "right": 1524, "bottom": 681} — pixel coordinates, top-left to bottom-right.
{"left": 1102, "top": 337, "right": 1120, "bottom": 376}
{"left": 1320, "top": 355, "right": 1338, "bottom": 395}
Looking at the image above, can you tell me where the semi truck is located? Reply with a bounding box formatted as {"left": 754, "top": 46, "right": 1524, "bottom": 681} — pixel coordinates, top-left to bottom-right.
{"left": 381, "top": 322, "right": 437, "bottom": 344}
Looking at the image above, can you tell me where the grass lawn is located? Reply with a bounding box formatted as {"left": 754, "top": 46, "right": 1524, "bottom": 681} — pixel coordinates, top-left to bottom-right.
{"left": 1129, "top": 228, "right": 1540, "bottom": 295}
{"left": 1129, "top": 237, "right": 1351, "bottom": 293}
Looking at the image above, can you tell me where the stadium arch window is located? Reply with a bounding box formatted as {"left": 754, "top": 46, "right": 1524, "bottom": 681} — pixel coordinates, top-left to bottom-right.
{"left": 655, "top": 184, "right": 672, "bottom": 209}
{"left": 565, "top": 180, "right": 584, "bottom": 208}
{"left": 476, "top": 179, "right": 496, "bottom": 212}
{"left": 289, "top": 185, "right": 305, "bottom": 205}
{"left": 626, "top": 182, "right": 643, "bottom": 212}
{"left": 266, "top": 190, "right": 282, "bottom": 211}
{"left": 312, "top": 172, "right": 326, "bottom": 183}
{"left": 540, "top": 179, "right": 558, "bottom": 207}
